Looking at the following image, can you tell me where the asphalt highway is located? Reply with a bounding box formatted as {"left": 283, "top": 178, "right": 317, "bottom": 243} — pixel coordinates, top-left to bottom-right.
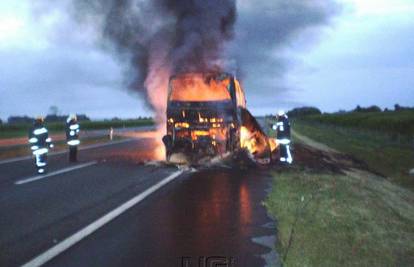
{"left": 0, "top": 135, "right": 277, "bottom": 267}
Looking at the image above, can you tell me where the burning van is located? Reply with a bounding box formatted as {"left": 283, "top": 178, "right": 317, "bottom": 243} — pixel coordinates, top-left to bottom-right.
{"left": 162, "top": 72, "right": 276, "bottom": 162}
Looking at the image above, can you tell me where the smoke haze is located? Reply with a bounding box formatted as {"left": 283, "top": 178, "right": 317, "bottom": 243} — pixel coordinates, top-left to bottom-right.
{"left": 29, "top": 0, "right": 340, "bottom": 118}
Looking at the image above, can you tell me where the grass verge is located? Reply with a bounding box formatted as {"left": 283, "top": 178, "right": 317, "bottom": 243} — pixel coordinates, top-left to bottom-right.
{"left": 293, "top": 120, "right": 414, "bottom": 190}
{"left": 265, "top": 168, "right": 414, "bottom": 266}
{"left": 302, "top": 110, "right": 414, "bottom": 137}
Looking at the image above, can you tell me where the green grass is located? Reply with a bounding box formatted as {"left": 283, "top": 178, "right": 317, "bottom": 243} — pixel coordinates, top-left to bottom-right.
{"left": 264, "top": 114, "right": 414, "bottom": 266}
{"left": 0, "top": 119, "right": 154, "bottom": 139}
{"left": 265, "top": 169, "right": 414, "bottom": 267}
{"left": 303, "top": 110, "right": 414, "bottom": 137}
{"left": 293, "top": 121, "right": 414, "bottom": 190}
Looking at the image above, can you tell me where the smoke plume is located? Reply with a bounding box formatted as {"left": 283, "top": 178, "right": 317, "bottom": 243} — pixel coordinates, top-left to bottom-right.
{"left": 54, "top": 0, "right": 340, "bottom": 117}
{"left": 70, "top": 0, "right": 236, "bottom": 120}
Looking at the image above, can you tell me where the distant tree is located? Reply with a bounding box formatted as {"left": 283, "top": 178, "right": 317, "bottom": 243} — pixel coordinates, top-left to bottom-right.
{"left": 48, "top": 105, "right": 60, "bottom": 116}
{"left": 287, "top": 107, "right": 322, "bottom": 118}
{"left": 44, "top": 113, "right": 90, "bottom": 123}
{"left": 0, "top": 118, "right": 2, "bottom": 125}
{"left": 353, "top": 105, "right": 381, "bottom": 113}
{"left": 265, "top": 114, "right": 277, "bottom": 120}
{"left": 335, "top": 110, "right": 347, "bottom": 114}
{"left": 45, "top": 114, "right": 63, "bottom": 122}
{"left": 394, "top": 104, "right": 401, "bottom": 111}
{"left": 394, "top": 104, "right": 414, "bottom": 111}
{"left": 8, "top": 116, "right": 34, "bottom": 124}
{"left": 366, "top": 105, "right": 382, "bottom": 112}
{"left": 76, "top": 114, "right": 90, "bottom": 121}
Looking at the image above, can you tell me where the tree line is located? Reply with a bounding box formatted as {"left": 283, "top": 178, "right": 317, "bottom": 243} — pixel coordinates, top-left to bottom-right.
{"left": 287, "top": 104, "right": 414, "bottom": 118}
{"left": 3, "top": 114, "right": 91, "bottom": 125}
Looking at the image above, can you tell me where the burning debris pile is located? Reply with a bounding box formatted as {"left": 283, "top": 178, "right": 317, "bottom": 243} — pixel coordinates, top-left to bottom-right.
{"left": 240, "top": 108, "right": 277, "bottom": 158}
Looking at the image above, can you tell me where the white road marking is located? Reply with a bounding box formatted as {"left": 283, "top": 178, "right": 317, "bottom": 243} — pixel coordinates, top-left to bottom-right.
{"left": 0, "top": 139, "right": 134, "bottom": 165}
{"left": 15, "top": 161, "right": 98, "bottom": 185}
{"left": 0, "top": 155, "right": 31, "bottom": 165}
{"left": 78, "top": 138, "right": 134, "bottom": 151}
{"left": 21, "top": 170, "right": 184, "bottom": 267}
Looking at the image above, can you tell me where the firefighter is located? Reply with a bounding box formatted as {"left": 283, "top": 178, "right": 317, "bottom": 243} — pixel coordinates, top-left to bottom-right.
{"left": 28, "top": 116, "right": 53, "bottom": 174}
{"left": 273, "top": 110, "right": 293, "bottom": 164}
{"left": 66, "top": 114, "right": 80, "bottom": 162}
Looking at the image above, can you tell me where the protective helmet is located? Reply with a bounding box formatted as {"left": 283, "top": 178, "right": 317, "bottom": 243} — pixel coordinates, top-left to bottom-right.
{"left": 35, "top": 116, "right": 44, "bottom": 124}
{"left": 67, "top": 114, "right": 77, "bottom": 123}
{"left": 277, "top": 110, "right": 285, "bottom": 116}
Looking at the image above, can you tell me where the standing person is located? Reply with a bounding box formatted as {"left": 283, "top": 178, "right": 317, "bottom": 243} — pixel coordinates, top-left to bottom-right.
{"left": 66, "top": 114, "right": 80, "bottom": 162}
{"left": 273, "top": 110, "right": 293, "bottom": 164}
{"left": 28, "top": 116, "right": 53, "bottom": 174}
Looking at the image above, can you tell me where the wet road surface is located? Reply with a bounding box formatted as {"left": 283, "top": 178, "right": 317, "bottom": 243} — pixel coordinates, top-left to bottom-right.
{"left": 0, "top": 135, "right": 277, "bottom": 267}
{"left": 0, "top": 126, "right": 155, "bottom": 147}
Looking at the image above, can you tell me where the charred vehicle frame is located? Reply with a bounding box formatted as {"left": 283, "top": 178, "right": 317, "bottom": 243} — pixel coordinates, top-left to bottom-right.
{"left": 162, "top": 72, "right": 247, "bottom": 160}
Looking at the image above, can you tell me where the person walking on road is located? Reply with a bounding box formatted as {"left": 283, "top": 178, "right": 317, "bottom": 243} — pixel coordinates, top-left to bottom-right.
{"left": 273, "top": 110, "right": 293, "bottom": 164}
{"left": 66, "top": 114, "right": 80, "bottom": 162}
{"left": 28, "top": 116, "right": 54, "bottom": 174}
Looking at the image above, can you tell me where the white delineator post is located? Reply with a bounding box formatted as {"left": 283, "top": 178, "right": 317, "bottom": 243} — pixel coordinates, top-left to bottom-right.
{"left": 109, "top": 127, "right": 114, "bottom": 141}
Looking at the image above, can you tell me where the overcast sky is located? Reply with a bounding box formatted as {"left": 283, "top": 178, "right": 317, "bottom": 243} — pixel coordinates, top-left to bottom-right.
{"left": 0, "top": 0, "right": 413, "bottom": 120}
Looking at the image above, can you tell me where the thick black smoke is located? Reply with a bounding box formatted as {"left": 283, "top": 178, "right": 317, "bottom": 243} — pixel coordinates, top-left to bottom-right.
{"left": 71, "top": 0, "right": 236, "bottom": 111}
{"left": 46, "top": 0, "right": 340, "bottom": 114}
{"left": 158, "top": 0, "right": 236, "bottom": 72}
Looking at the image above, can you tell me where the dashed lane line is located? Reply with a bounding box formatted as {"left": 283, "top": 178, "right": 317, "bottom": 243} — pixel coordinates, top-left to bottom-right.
{"left": 0, "top": 139, "right": 134, "bottom": 165}
{"left": 15, "top": 161, "right": 98, "bottom": 185}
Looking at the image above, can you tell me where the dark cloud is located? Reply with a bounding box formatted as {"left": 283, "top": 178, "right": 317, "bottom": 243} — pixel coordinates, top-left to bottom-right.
{"left": 232, "top": 0, "right": 341, "bottom": 110}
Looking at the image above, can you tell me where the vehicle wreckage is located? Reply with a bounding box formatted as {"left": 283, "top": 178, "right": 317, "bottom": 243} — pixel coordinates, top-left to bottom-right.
{"left": 162, "top": 72, "right": 277, "bottom": 163}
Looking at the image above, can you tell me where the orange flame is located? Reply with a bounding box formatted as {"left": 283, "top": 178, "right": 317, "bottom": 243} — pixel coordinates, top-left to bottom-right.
{"left": 240, "top": 126, "right": 257, "bottom": 154}
{"left": 170, "top": 74, "right": 231, "bottom": 102}
{"left": 269, "top": 138, "right": 278, "bottom": 152}
{"left": 143, "top": 67, "right": 276, "bottom": 162}
{"left": 240, "top": 126, "right": 278, "bottom": 156}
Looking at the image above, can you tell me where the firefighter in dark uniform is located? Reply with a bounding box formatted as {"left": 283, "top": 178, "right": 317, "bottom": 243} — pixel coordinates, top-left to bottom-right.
{"left": 273, "top": 110, "right": 292, "bottom": 164}
{"left": 28, "top": 116, "right": 54, "bottom": 174}
{"left": 66, "top": 114, "right": 80, "bottom": 162}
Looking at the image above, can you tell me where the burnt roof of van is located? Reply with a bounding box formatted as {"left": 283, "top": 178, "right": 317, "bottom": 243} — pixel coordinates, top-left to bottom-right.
{"left": 169, "top": 72, "right": 233, "bottom": 81}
